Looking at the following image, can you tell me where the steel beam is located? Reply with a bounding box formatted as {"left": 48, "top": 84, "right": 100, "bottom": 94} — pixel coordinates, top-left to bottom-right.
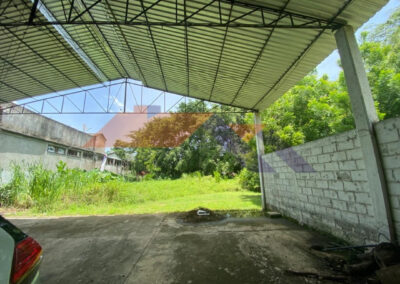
{"left": 230, "top": 0, "right": 291, "bottom": 105}
{"left": 29, "top": 0, "right": 108, "bottom": 82}
{"left": 208, "top": 1, "right": 234, "bottom": 101}
{"left": 139, "top": 0, "right": 168, "bottom": 91}
{"left": 78, "top": 0, "right": 131, "bottom": 78}
{"left": 1, "top": 0, "right": 343, "bottom": 30}
{"left": 70, "top": 0, "right": 102, "bottom": 23}
{"left": 184, "top": 0, "right": 190, "bottom": 97}
{"left": 254, "top": 112, "right": 266, "bottom": 211}
{"left": 252, "top": 0, "right": 353, "bottom": 109}
{"left": 1, "top": 80, "right": 253, "bottom": 115}
{"left": 28, "top": 0, "right": 40, "bottom": 24}
{"left": 0, "top": 21, "right": 341, "bottom": 29}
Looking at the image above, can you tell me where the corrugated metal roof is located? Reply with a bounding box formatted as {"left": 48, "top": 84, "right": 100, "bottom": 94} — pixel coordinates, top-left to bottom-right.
{"left": 0, "top": 0, "right": 389, "bottom": 110}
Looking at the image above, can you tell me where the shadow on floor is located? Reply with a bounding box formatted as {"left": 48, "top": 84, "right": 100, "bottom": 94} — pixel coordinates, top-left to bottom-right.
{"left": 10, "top": 213, "right": 342, "bottom": 284}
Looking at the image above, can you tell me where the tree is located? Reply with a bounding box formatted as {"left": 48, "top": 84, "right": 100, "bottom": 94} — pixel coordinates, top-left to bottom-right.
{"left": 359, "top": 8, "right": 400, "bottom": 119}
{"left": 253, "top": 73, "right": 355, "bottom": 153}
{"left": 115, "top": 100, "right": 249, "bottom": 179}
{"left": 254, "top": 7, "right": 400, "bottom": 154}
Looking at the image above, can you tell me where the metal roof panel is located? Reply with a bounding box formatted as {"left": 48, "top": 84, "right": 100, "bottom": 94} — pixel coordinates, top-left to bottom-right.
{"left": 0, "top": 0, "right": 389, "bottom": 110}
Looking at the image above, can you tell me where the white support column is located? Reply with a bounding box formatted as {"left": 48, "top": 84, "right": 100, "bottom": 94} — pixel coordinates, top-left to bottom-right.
{"left": 335, "top": 25, "right": 395, "bottom": 242}
{"left": 254, "top": 112, "right": 266, "bottom": 211}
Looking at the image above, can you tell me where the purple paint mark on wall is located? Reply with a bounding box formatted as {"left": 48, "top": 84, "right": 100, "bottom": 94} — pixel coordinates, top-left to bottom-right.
{"left": 261, "top": 157, "right": 276, "bottom": 173}
{"left": 275, "top": 147, "right": 315, "bottom": 172}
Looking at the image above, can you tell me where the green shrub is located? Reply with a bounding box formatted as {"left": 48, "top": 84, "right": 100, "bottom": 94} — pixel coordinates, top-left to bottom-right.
{"left": 122, "top": 172, "right": 137, "bottom": 182}
{"left": 0, "top": 162, "right": 125, "bottom": 210}
{"left": 238, "top": 168, "right": 260, "bottom": 192}
{"left": 0, "top": 164, "right": 29, "bottom": 206}
{"left": 213, "top": 171, "right": 221, "bottom": 183}
{"left": 189, "top": 171, "right": 202, "bottom": 179}
{"left": 29, "top": 164, "right": 61, "bottom": 204}
{"left": 142, "top": 173, "right": 155, "bottom": 181}
{"left": 81, "top": 181, "right": 123, "bottom": 205}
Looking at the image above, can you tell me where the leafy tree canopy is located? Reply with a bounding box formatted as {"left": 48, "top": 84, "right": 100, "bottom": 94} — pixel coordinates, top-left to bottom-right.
{"left": 359, "top": 8, "right": 400, "bottom": 118}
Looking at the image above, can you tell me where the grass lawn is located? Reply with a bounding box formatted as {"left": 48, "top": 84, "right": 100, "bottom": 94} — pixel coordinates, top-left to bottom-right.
{"left": 2, "top": 175, "right": 261, "bottom": 217}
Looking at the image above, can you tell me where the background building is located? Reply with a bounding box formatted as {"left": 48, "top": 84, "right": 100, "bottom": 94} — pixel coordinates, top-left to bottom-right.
{"left": 0, "top": 104, "right": 126, "bottom": 184}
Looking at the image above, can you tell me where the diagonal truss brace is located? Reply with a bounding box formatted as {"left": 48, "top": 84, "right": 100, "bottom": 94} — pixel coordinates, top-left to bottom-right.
{"left": 0, "top": 0, "right": 344, "bottom": 30}
{"left": 0, "top": 80, "right": 252, "bottom": 115}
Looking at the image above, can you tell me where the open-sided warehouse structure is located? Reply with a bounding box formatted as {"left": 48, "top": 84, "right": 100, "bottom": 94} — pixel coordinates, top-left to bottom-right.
{"left": 0, "top": 0, "right": 385, "bottom": 109}
{"left": 1, "top": 0, "right": 398, "bottom": 244}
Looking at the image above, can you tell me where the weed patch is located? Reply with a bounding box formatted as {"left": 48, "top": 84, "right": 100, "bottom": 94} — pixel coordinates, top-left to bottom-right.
{"left": 0, "top": 163, "right": 261, "bottom": 216}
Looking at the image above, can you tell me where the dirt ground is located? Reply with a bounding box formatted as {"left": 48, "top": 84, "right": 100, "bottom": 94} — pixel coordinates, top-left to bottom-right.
{"left": 10, "top": 213, "right": 345, "bottom": 284}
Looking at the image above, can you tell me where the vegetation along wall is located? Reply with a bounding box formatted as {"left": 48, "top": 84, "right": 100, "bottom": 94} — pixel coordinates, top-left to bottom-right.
{"left": 261, "top": 117, "right": 400, "bottom": 244}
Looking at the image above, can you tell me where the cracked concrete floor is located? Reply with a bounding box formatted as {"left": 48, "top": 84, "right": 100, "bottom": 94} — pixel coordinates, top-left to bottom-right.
{"left": 11, "top": 214, "right": 339, "bottom": 284}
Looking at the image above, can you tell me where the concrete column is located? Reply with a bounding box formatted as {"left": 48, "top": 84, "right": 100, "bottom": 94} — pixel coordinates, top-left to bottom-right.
{"left": 254, "top": 112, "right": 266, "bottom": 211}
{"left": 335, "top": 25, "right": 395, "bottom": 242}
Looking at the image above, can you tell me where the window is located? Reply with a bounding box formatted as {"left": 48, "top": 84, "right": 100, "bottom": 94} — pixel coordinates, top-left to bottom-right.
{"left": 57, "top": 147, "right": 66, "bottom": 155}
{"left": 67, "top": 149, "right": 81, "bottom": 158}
{"left": 83, "top": 151, "right": 94, "bottom": 159}
{"left": 95, "top": 153, "right": 104, "bottom": 161}
{"left": 47, "top": 145, "right": 66, "bottom": 155}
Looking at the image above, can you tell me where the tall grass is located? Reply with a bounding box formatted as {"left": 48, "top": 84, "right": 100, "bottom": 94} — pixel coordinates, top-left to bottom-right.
{"left": 0, "top": 162, "right": 249, "bottom": 215}
{"left": 0, "top": 161, "right": 122, "bottom": 211}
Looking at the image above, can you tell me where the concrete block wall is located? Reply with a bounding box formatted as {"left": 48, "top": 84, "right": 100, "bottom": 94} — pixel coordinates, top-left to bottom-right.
{"left": 261, "top": 116, "right": 400, "bottom": 243}
{"left": 375, "top": 117, "right": 400, "bottom": 240}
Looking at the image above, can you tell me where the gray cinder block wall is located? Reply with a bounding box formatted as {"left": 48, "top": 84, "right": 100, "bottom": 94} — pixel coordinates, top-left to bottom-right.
{"left": 261, "top": 116, "right": 400, "bottom": 244}
{"left": 375, "top": 117, "right": 400, "bottom": 241}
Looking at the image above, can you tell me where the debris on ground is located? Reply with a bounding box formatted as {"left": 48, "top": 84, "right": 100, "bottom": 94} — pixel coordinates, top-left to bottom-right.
{"left": 376, "top": 263, "right": 400, "bottom": 284}
{"left": 306, "top": 242, "right": 400, "bottom": 283}
{"left": 284, "top": 269, "right": 347, "bottom": 282}
{"left": 178, "top": 207, "right": 226, "bottom": 223}
{"left": 196, "top": 209, "right": 210, "bottom": 216}
{"left": 321, "top": 244, "right": 377, "bottom": 252}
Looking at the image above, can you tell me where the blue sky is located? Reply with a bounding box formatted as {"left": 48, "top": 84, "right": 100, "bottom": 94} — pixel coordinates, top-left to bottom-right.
{"left": 317, "top": 0, "right": 400, "bottom": 80}
{"left": 18, "top": 0, "right": 400, "bottom": 133}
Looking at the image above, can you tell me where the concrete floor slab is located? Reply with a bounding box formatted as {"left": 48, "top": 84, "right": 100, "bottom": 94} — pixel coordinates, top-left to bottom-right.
{"left": 11, "top": 214, "right": 340, "bottom": 284}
